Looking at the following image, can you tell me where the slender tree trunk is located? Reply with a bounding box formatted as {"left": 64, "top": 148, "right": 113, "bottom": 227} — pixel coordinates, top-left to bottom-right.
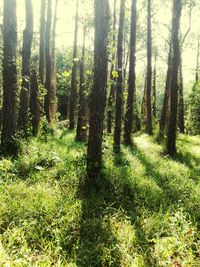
{"left": 178, "top": 54, "right": 185, "bottom": 133}
{"left": 49, "top": 0, "right": 59, "bottom": 123}
{"left": 76, "top": 26, "right": 87, "bottom": 142}
{"left": 166, "top": 0, "right": 182, "bottom": 155}
{"left": 196, "top": 39, "right": 199, "bottom": 83}
{"left": 152, "top": 54, "right": 157, "bottom": 119}
{"left": 124, "top": 0, "right": 137, "bottom": 145}
{"left": 1, "top": 0, "right": 18, "bottom": 156}
{"left": 146, "top": 0, "right": 152, "bottom": 134}
{"left": 30, "top": 69, "right": 41, "bottom": 136}
{"left": 44, "top": 0, "right": 52, "bottom": 123}
{"left": 39, "top": 0, "right": 46, "bottom": 85}
{"left": 159, "top": 45, "right": 172, "bottom": 138}
{"left": 113, "top": 0, "right": 125, "bottom": 153}
{"left": 123, "top": 37, "right": 130, "bottom": 79}
{"left": 107, "top": 0, "right": 117, "bottom": 134}
{"left": 69, "top": 0, "right": 79, "bottom": 129}
{"left": 18, "top": 0, "right": 34, "bottom": 137}
{"left": 141, "top": 72, "right": 147, "bottom": 127}
{"left": 87, "top": 0, "right": 110, "bottom": 180}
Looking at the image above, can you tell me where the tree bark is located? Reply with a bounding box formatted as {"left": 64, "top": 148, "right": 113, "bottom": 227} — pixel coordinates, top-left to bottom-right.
{"left": 49, "top": 0, "right": 59, "bottom": 123}
{"left": 196, "top": 39, "right": 199, "bottom": 83}
{"left": 124, "top": 0, "right": 137, "bottom": 145}
{"left": 152, "top": 54, "right": 157, "bottom": 119}
{"left": 166, "top": 0, "right": 182, "bottom": 156}
{"left": 141, "top": 72, "right": 147, "bottom": 127}
{"left": 44, "top": 0, "right": 53, "bottom": 123}
{"left": 146, "top": 0, "right": 152, "bottom": 135}
{"left": 69, "top": 0, "right": 79, "bottom": 129}
{"left": 76, "top": 26, "right": 87, "bottom": 142}
{"left": 159, "top": 45, "right": 172, "bottom": 138}
{"left": 107, "top": 0, "right": 117, "bottom": 134}
{"left": 1, "top": 0, "right": 18, "bottom": 156}
{"left": 87, "top": 0, "right": 110, "bottom": 180}
{"left": 30, "top": 69, "right": 41, "bottom": 136}
{"left": 113, "top": 0, "right": 125, "bottom": 153}
{"left": 178, "top": 54, "right": 185, "bottom": 133}
{"left": 18, "top": 0, "right": 34, "bottom": 137}
{"left": 39, "top": 0, "right": 46, "bottom": 85}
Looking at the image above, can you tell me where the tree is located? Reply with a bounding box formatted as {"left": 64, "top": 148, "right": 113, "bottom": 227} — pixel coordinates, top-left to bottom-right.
{"left": 166, "top": 0, "right": 182, "bottom": 155}
{"left": 141, "top": 72, "right": 147, "bottom": 127}
{"left": 76, "top": 25, "right": 87, "bottom": 142}
{"left": 159, "top": 45, "right": 172, "bottom": 138}
{"left": 114, "top": 0, "right": 125, "bottom": 153}
{"left": 39, "top": 0, "right": 46, "bottom": 85}
{"left": 152, "top": 53, "right": 157, "bottom": 119}
{"left": 178, "top": 55, "right": 185, "bottom": 133}
{"left": 107, "top": 0, "right": 117, "bottom": 134}
{"left": 69, "top": 0, "right": 79, "bottom": 129}
{"left": 50, "top": 0, "right": 59, "bottom": 122}
{"left": 30, "top": 69, "right": 41, "bottom": 136}
{"left": 146, "top": 0, "right": 152, "bottom": 135}
{"left": 18, "top": 0, "right": 34, "bottom": 137}
{"left": 196, "top": 39, "right": 199, "bottom": 83}
{"left": 124, "top": 0, "right": 137, "bottom": 145}
{"left": 44, "top": 0, "right": 52, "bottom": 122}
{"left": 1, "top": 0, "right": 18, "bottom": 156}
{"left": 87, "top": 0, "right": 110, "bottom": 180}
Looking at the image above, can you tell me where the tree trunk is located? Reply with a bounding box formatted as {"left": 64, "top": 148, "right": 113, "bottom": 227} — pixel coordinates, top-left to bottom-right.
{"left": 178, "top": 54, "right": 185, "bottom": 133}
{"left": 39, "top": 0, "right": 46, "bottom": 85}
{"left": 124, "top": 0, "right": 137, "bottom": 145}
{"left": 1, "top": 0, "right": 18, "bottom": 156}
{"left": 69, "top": 0, "right": 79, "bottom": 129}
{"left": 166, "top": 0, "right": 182, "bottom": 155}
{"left": 107, "top": 0, "right": 117, "bottom": 134}
{"left": 30, "top": 69, "right": 41, "bottom": 136}
{"left": 152, "top": 54, "right": 157, "bottom": 119}
{"left": 49, "top": 0, "right": 59, "bottom": 123}
{"left": 44, "top": 0, "right": 52, "bottom": 123}
{"left": 141, "top": 72, "right": 147, "bottom": 127}
{"left": 113, "top": 0, "right": 125, "bottom": 153}
{"left": 87, "top": 0, "right": 110, "bottom": 180}
{"left": 196, "top": 39, "right": 199, "bottom": 83}
{"left": 159, "top": 45, "right": 172, "bottom": 138}
{"left": 76, "top": 26, "right": 87, "bottom": 142}
{"left": 18, "top": 0, "right": 34, "bottom": 137}
{"left": 146, "top": 0, "right": 152, "bottom": 135}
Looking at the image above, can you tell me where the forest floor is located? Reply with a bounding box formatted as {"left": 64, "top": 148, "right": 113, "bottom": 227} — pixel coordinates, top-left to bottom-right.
{"left": 0, "top": 130, "right": 199, "bottom": 266}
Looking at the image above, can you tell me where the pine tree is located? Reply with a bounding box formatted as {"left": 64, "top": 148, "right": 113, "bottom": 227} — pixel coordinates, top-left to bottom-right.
{"left": 124, "top": 0, "right": 137, "bottom": 145}
{"left": 1, "top": 0, "right": 18, "bottom": 156}
{"left": 87, "top": 0, "right": 110, "bottom": 180}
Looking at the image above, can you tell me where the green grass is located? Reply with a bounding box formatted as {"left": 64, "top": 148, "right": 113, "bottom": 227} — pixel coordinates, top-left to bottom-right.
{"left": 0, "top": 130, "right": 199, "bottom": 266}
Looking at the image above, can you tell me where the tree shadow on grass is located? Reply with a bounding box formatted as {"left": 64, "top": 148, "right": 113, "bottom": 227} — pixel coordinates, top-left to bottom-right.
{"left": 127, "top": 145, "right": 200, "bottom": 223}
{"left": 75, "top": 178, "right": 122, "bottom": 267}
{"left": 75, "top": 158, "right": 160, "bottom": 267}
{"left": 73, "top": 140, "right": 199, "bottom": 266}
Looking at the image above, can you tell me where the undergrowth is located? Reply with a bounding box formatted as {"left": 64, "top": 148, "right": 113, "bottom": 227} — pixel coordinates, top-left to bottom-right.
{"left": 0, "top": 130, "right": 199, "bottom": 266}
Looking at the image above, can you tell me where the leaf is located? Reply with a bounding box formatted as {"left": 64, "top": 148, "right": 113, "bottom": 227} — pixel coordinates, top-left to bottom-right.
{"left": 35, "top": 165, "right": 44, "bottom": 171}
{"left": 73, "top": 58, "right": 79, "bottom": 62}
{"left": 112, "top": 70, "right": 118, "bottom": 78}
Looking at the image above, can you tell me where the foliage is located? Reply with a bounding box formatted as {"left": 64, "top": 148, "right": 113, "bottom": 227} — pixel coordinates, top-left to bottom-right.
{"left": 185, "top": 81, "right": 200, "bottom": 135}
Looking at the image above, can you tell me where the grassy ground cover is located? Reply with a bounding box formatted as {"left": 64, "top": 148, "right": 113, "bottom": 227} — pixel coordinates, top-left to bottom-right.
{"left": 0, "top": 130, "right": 199, "bottom": 266}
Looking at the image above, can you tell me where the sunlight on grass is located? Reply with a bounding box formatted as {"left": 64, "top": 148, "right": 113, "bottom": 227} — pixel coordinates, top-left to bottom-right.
{"left": 0, "top": 131, "right": 199, "bottom": 266}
